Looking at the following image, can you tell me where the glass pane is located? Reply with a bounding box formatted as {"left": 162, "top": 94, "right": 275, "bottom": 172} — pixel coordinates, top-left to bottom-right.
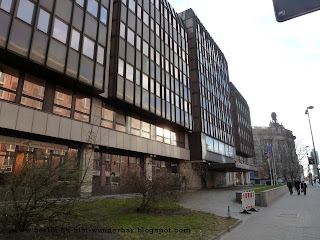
{"left": 0, "top": 65, "right": 19, "bottom": 91}
{"left": 37, "top": 9, "right": 50, "bottom": 33}
{"left": 141, "top": 121, "right": 150, "bottom": 132}
{"left": 127, "top": 28, "right": 134, "bottom": 46}
{"left": 76, "top": 0, "right": 84, "bottom": 7}
{"left": 17, "top": 0, "right": 34, "bottom": 24}
{"left": 97, "top": 45, "right": 104, "bottom": 64}
{"left": 70, "top": 29, "right": 80, "bottom": 50}
{"left": 53, "top": 106, "right": 71, "bottom": 117}
{"left": 54, "top": 85, "right": 72, "bottom": 108}
{"left": 102, "top": 105, "right": 114, "bottom": 121}
{"left": 100, "top": 6, "right": 108, "bottom": 24}
{"left": 52, "top": 17, "right": 68, "bottom": 44}
{"left": 0, "top": 90, "right": 15, "bottom": 102}
{"left": 0, "top": 0, "right": 12, "bottom": 13}
{"left": 142, "top": 89, "right": 149, "bottom": 110}
{"left": 101, "top": 119, "right": 113, "bottom": 129}
{"left": 75, "top": 94, "right": 91, "bottom": 114}
{"left": 126, "top": 63, "right": 134, "bottom": 81}
{"left": 21, "top": 96, "right": 43, "bottom": 110}
{"left": 142, "top": 74, "right": 148, "bottom": 90}
{"left": 125, "top": 80, "right": 133, "bottom": 103}
{"left": 118, "top": 58, "right": 124, "bottom": 76}
{"left": 87, "top": 0, "right": 98, "bottom": 17}
{"left": 74, "top": 112, "right": 89, "bottom": 122}
{"left": 22, "top": 74, "right": 45, "bottom": 100}
{"left": 83, "top": 36, "right": 94, "bottom": 59}
{"left": 131, "top": 117, "right": 140, "bottom": 129}
{"left": 115, "top": 112, "right": 125, "bottom": 125}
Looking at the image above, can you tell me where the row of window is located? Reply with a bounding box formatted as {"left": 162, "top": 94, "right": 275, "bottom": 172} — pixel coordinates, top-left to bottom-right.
{"left": 0, "top": 63, "right": 186, "bottom": 148}
{"left": 205, "top": 135, "right": 234, "bottom": 158}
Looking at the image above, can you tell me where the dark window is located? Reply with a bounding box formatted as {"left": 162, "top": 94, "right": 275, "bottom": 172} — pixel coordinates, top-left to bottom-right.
{"left": 53, "top": 86, "right": 72, "bottom": 117}
{"left": 17, "top": 0, "right": 34, "bottom": 24}
{"left": 74, "top": 94, "right": 91, "bottom": 122}
{"left": 0, "top": 64, "right": 18, "bottom": 102}
{"left": 115, "top": 112, "right": 126, "bottom": 132}
{"left": 21, "top": 74, "right": 45, "bottom": 110}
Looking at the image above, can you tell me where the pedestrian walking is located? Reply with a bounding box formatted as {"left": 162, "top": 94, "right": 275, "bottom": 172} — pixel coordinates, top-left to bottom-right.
{"left": 287, "top": 179, "right": 293, "bottom": 195}
{"left": 294, "top": 178, "right": 301, "bottom": 195}
{"left": 301, "top": 180, "right": 307, "bottom": 195}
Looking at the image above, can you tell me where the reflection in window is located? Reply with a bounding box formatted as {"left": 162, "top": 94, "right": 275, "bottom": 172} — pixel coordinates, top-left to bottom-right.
{"left": 100, "top": 6, "right": 108, "bottom": 25}
{"left": 156, "top": 127, "right": 163, "bottom": 142}
{"left": 17, "top": 0, "right": 34, "bottom": 24}
{"left": 120, "top": 22, "right": 126, "bottom": 39}
{"left": 126, "top": 63, "right": 134, "bottom": 81}
{"left": 127, "top": 28, "right": 135, "bottom": 46}
{"left": 118, "top": 59, "right": 124, "bottom": 76}
{"left": 131, "top": 117, "right": 140, "bottom": 136}
{"left": 0, "top": 65, "right": 18, "bottom": 102}
{"left": 115, "top": 112, "right": 126, "bottom": 132}
{"left": 53, "top": 86, "right": 72, "bottom": 117}
{"left": 142, "top": 74, "right": 148, "bottom": 90}
{"left": 97, "top": 45, "right": 104, "bottom": 65}
{"left": 0, "top": 0, "right": 12, "bottom": 13}
{"left": 74, "top": 94, "right": 91, "bottom": 122}
{"left": 128, "top": 0, "right": 135, "bottom": 13}
{"left": 76, "top": 0, "right": 84, "bottom": 7}
{"left": 21, "top": 74, "right": 45, "bottom": 110}
{"left": 83, "top": 36, "right": 95, "bottom": 59}
{"left": 37, "top": 9, "right": 50, "bottom": 33}
{"left": 52, "top": 18, "right": 68, "bottom": 44}
{"left": 101, "top": 103, "right": 114, "bottom": 129}
{"left": 87, "top": 0, "right": 98, "bottom": 17}
{"left": 141, "top": 121, "right": 150, "bottom": 138}
{"left": 70, "top": 29, "right": 80, "bottom": 51}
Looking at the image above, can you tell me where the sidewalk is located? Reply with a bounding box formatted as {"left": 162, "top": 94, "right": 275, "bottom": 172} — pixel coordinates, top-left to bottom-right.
{"left": 179, "top": 183, "right": 320, "bottom": 240}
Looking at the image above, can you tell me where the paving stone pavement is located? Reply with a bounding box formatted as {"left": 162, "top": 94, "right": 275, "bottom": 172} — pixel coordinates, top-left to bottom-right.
{"left": 179, "top": 183, "right": 320, "bottom": 240}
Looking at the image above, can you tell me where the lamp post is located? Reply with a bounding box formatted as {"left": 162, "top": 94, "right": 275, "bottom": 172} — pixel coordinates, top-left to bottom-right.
{"left": 305, "top": 106, "right": 319, "bottom": 181}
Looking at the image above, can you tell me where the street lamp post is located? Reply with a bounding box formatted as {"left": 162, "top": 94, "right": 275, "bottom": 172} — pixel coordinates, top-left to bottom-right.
{"left": 305, "top": 106, "right": 319, "bottom": 181}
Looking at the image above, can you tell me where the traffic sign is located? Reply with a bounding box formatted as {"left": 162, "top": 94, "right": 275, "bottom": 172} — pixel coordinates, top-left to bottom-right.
{"left": 272, "top": 0, "right": 320, "bottom": 22}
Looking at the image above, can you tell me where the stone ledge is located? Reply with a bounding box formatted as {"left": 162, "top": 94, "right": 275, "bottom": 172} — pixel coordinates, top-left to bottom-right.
{"left": 236, "top": 185, "right": 287, "bottom": 207}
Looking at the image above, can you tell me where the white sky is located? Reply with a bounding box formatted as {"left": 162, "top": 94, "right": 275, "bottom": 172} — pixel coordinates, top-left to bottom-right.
{"left": 168, "top": 0, "right": 320, "bottom": 165}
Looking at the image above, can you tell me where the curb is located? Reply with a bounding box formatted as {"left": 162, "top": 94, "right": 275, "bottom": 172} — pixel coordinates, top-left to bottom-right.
{"left": 210, "top": 219, "right": 243, "bottom": 240}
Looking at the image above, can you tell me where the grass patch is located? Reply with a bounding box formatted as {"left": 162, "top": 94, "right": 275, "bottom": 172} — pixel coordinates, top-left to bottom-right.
{"left": 71, "top": 197, "right": 238, "bottom": 240}
{"left": 252, "top": 184, "right": 283, "bottom": 194}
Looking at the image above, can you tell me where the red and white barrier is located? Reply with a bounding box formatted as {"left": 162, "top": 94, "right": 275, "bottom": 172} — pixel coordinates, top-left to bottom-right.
{"left": 241, "top": 191, "right": 256, "bottom": 213}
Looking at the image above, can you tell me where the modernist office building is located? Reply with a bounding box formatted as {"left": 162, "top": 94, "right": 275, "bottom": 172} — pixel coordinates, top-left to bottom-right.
{"left": 179, "top": 9, "right": 256, "bottom": 188}
{"left": 0, "top": 0, "right": 255, "bottom": 195}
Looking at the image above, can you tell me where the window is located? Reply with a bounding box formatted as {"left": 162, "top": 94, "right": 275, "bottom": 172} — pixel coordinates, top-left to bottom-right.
{"left": 126, "top": 63, "right": 134, "bottom": 81}
{"left": 141, "top": 121, "right": 150, "bottom": 138}
{"left": 131, "top": 117, "right": 140, "bottom": 136}
{"left": 142, "top": 74, "right": 148, "bottom": 90}
{"left": 74, "top": 94, "right": 91, "bottom": 122}
{"left": 52, "top": 18, "right": 68, "bottom": 44}
{"left": 118, "top": 58, "right": 124, "bottom": 76}
{"left": 156, "top": 127, "right": 163, "bottom": 142}
{"left": 37, "top": 9, "right": 50, "bottom": 33}
{"left": 128, "top": 0, "right": 135, "bottom": 13}
{"left": 53, "top": 86, "right": 72, "bottom": 117}
{"left": 0, "top": 65, "right": 19, "bottom": 102}
{"left": 76, "top": 0, "right": 84, "bottom": 7}
{"left": 17, "top": 0, "right": 34, "bottom": 24}
{"left": 21, "top": 74, "right": 45, "bottom": 110}
{"left": 97, "top": 45, "right": 104, "bottom": 65}
{"left": 127, "top": 28, "right": 135, "bottom": 46}
{"left": 115, "top": 112, "right": 126, "bottom": 132}
{"left": 164, "top": 129, "right": 171, "bottom": 144}
{"left": 120, "top": 22, "right": 126, "bottom": 39}
{"left": 100, "top": 6, "right": 108, "bottom": 25}
{"left": 70, "top": 29, "right": 80, "bottom": 51}
{"left": 101, "top": 103, "right": 114, "bottom": 129}
{"left": 82, "top": 36, "right": 95, "bottom": 59}
{"left": 0, "top": 0, "right": 12, "bottom": 13}
{"left": 87, "top": 0, "right": 98, "bottom": 17}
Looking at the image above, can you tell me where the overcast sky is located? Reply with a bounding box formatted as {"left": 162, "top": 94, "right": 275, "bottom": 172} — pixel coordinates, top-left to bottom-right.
{"left": 168, "top": 0, "right": 320, "bottom": 165}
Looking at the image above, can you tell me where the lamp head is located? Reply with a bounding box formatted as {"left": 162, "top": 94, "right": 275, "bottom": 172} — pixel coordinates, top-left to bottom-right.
{"left": 307, "top": 106, "right": 314, "bottom": 109}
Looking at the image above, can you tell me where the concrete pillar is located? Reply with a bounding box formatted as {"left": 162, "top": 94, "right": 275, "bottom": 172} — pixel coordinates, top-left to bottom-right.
{"left": 145, "top": 156, "right": 153, "bottom": 181}
{"left": 80, "top": 146, "right": 94, "bottom": 198}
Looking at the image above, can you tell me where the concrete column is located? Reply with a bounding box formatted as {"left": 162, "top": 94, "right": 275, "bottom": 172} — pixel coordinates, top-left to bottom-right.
{"left": 80, "top": 146, "right": 94, "bottom": 198}
{"left": 145, "top": 156, "right": 153, "bottom": 181}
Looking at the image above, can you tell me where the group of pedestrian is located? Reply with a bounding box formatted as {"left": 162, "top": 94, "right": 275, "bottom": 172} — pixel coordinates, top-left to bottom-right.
{"left": 286, "top": 178, "right": 307, "bottom": 195}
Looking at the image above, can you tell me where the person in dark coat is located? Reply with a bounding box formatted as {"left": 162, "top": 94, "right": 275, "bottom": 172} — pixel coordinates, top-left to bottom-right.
{"left": 301, "top": 180, "right": 307, "bottom": 195}
{"left": 287, "top": 179, "right": 293, "bottom": 195}
{"left": 294, "top": 178, "right": 301, "bottom": 195}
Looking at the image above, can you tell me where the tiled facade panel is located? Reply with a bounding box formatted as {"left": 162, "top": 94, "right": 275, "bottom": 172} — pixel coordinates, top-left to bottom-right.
{"left": 0, "top": 0, "right": 111, "bottom": 91}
